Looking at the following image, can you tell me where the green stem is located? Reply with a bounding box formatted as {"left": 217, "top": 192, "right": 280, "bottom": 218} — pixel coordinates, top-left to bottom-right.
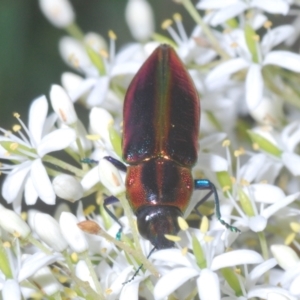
{"left": 81, "top": 251, "right": 105, "bottom": 299}
{"left": 66, "top": 23, "right": 85, "bottom": 40}
{"left": 43, "top": 155, "right": 85, "bottom": 178}
{"left": 27, "top": 235, "right": 52, "bottom": 254}
{"left": 257, "top": 231, "right": 269, "bottom": 283}
{"left": 53, "top": 292, "right": 62, "bottom": 300}
{"left": 180, "top": 0, "right": 230, "bottom": 59}
{"left": 118, "top": 194, "right": 143, "bottom": 254}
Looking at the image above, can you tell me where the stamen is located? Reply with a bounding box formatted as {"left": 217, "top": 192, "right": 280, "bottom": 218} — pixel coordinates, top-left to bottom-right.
{"left": 164, "top": 234, "right": 181, "bottom": 242}
{"left": 285, "top": 233, "right": 296, "bottom": 245}
{"left": 108, "top": 30, "right": 116, "bottom": 63}
{"left": 200, "top": 215, "right": 209, "bottom": 233}
{"left": 84, "top": 205, "right": 96, "bottom": 216}
{"left": 252, "top": 142, "right": 259, "bottom": 150}
{"left": 161, "top": 19, "right": 182, "bottom": 45}
{"left": 71, "top": 252, "right": 78, "bottom": 263}
{"left": 12, "top": 124, "right": 21, "bottom": 132}
{"left": 173, "top": 13, "right": 188, "bottom": 43}
{"left": 263, "top": 20, "right": 272, "bottom": 29}
{"left": 178, "top": 216, "right": 189, "bottom": 231}
{"left": 290, "top": 222, "right": 300, "bottom": 233}
{"left": 222, "top": 139, "right": 230, "bottom": 147}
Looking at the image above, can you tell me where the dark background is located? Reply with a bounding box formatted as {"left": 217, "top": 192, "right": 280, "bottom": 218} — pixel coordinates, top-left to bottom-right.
{"left": 0, "top": 0, "right": 194, "bottom": 128}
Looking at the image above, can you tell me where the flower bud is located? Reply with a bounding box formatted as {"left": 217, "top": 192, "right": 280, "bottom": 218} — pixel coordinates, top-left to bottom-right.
{"left": 84, "top": 32, "right": 107, "bottom": 53}
{"left": 52, "top": 174, "right": 83, "bottom": 202}
{"left": 39, "top": 0, "right": 75, "bottom": 28}
{"left": 98, "top": 158, "right": 125, "bottom": 196}
{"left": 271, "top": 244, "right": 299, "bottom": 270}
{"left": 50, "top": 85, "right": 78, "bottom": 125}
{"left": 0, "top": 205, "right": 31, "bottom": 239}
{"left": 89, "top": 107, "right": 114, "bottom": 148}
{"left": 125, "top": 0, "right": 154, "bottom": 41}
{"left": 34, "top": 212, "right": 68, "bottom": 252}
{"left": 59, "top": 37, "right": 95, "bottom": 75}
{"left": 59, "top": 212, "right": 88, "bottom": 253}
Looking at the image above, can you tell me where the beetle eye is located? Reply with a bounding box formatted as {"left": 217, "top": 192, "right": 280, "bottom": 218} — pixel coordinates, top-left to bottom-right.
{"left": 136, "top": 206, "right": 182, "bottom": 249}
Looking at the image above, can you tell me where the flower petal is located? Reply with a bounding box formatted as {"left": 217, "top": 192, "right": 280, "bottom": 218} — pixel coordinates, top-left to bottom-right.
{"left": 197, "top": 269, "right": 220, "bottom": 300}
{"left": 282, "top": 152, "right": 300, "bottom": 176}
{"left": 24, "top": 176, "right": 38, "bottom": 205}
{"left": 86, "top": 77, "right": 110, "bottom": 107}
{"left": 211, "top": 250, "right": 263, "bottom": 270}
{"left": 244, "top": 184, "right": 285, "bottom": 204}
{"left": 31, "top": 159, "right": 56, "bottom": 204}
{"left": 247, "top": 258, "right": 277, "bottom": 286}
{"left": 2, "top": 279, "right": 21, "bottom": 300}
{"left": 28, "top": 95, "right": 48, "bottom": 147}
{"left": 251, "top": 0, "right": 289, "bottom": 15}
{"left": 81, "top": 165, "right": 100, "bottom": 191}
{"left": 2, "top": 161, "right": 31, "bottom": 204}
{"left": 271, "top": 245, "right": 299, "bottom": 270}
{"left": 264, "top": 51, "right": 300, "bottom": 73}
{"left": 262, "top": 192, "right": 300, "bottom": 219}
{"left": 261, "top": 25, "right": 294, "bottom": 55}
{"left": 248, "top": 286, "right": 297, "bottom": 300}
{"left": 154, "top": 267, "right": 199, "bottom": 300}
{"left": 198, "top": 153, "right": 228, "bottom": 172}
{"left": 246, "top": 64, "right": 263, "bottom": 110}
{"left": 205, "top": 58, "right": 249, "bottom": 86}
{"left": 37, "top": 128, "right": 76, "bottom": 157}
{"left": 210, "top": 3, "right": 247, "bottom": 26}
{"left": 18, "top": 252, "right": 61, "bottom": 282}
{"left": 197, "top": 0, "right": 239, "bottom": 9}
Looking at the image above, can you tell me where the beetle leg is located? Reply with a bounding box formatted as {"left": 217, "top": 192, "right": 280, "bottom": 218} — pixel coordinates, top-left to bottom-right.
{"left": 122, "top": 246, "right": 156, "bottom": 285}
{"left": 81, "top": 158, "right": 99, "bottom": 164}
{"left": 194, "top": 179, "right": 240, "bottom": 233}
{"left": 81, "top": 156, "right": 127, "bottom": 173}
{"left": 103, "top": 156, "right": 127, "bottom": 172}
{"left": 104, "top": 195, "right": 123, "bottom": 240}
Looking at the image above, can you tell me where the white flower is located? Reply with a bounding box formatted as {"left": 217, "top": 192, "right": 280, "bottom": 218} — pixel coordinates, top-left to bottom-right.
{"left": 249, "top": 121, "right": 300, "bottom": 176}
{"left": 205, "top": 25, "right": 299, "bottom": 111}
{"left": 0, "top": 96, "right": 76, "bottom": 210}
{"left": 153, "top": 232, "right": 263, "bottom": 300}
{"left": 197, "top": 0, "right": 291, "bottom": 26}
{"left": 59, "top": 33, "right": 143, "bottom": 109}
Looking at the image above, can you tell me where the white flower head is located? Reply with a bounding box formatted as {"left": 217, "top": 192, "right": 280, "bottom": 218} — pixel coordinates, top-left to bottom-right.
{"left": 0, "top": 96, "right": 76, "bottom": 210}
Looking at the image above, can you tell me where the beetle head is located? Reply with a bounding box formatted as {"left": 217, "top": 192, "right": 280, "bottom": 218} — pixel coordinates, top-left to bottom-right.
{"left": 136, "top": 205, "right": 182, "bottom": 249}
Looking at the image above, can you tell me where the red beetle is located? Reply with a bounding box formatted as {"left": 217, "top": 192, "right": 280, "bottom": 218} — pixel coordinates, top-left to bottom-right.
{"left": 103, "top": 44, "right": 239, "bottom": 251}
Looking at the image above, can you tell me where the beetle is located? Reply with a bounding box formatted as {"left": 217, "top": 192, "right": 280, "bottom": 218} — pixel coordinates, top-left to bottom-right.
{"left": 103, "top": 44, "right": 239, "bottom": 251}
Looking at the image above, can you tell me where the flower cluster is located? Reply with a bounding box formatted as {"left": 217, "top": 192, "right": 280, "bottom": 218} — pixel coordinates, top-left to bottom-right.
{"left": 1, "top": 0, "right": 300, "bottom": 299}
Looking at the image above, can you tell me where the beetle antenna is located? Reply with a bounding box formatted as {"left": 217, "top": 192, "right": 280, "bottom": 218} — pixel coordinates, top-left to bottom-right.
{"left": 122, "top": 246, "right": 156, "bottom": 285}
